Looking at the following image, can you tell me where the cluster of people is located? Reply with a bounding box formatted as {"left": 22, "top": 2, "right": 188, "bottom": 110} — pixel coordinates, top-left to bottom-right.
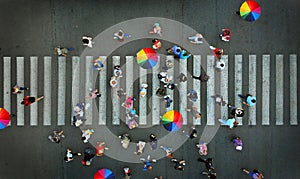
{"left": 48, "top": 22, "right": 263, "bottom": 178}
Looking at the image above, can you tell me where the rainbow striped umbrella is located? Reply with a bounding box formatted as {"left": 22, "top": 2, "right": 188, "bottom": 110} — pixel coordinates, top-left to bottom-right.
{"left": 136, "top": 48, "right": 158, "bottom": 69}
{"left": 0, "top": 108, "right": 10, "bottom": 129}
{"left": 94, "top": 168, "right": 115, "bottom": 179}
{"left": 161, "top": 110, "right": 183, "bottom": 132}
{"left": 240, "top": 0, "right": 261, "bottom": 22}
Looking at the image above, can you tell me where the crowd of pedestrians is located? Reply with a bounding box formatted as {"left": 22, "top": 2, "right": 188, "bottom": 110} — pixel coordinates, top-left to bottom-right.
{"left": 36, "top": 20, "right": 261, "bottom": 178}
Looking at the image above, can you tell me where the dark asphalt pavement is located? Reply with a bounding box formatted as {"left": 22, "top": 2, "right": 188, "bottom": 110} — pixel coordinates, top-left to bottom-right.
{"left": 0, "top": 0, "right": 300, "bottom": 179}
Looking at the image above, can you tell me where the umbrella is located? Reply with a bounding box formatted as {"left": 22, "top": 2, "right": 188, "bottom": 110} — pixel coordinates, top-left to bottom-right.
{"left": 0, "top": 108, "right": 10, "bottom": 129}
{"left": 161, "top": 110, "right": 183, "bottom": 131}
{"left": 240, "top": 0, "right": 261, "bottom": 22}
{"left": 136, "top": 48, "right": 158, "bottom": 69}
{"left": 94, "top": 168, "right": 115, "bottom": 179}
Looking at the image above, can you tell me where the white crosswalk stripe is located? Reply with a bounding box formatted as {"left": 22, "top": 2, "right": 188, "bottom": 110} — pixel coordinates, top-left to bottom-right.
{"left": 112, "top": 56, "right": 121, "bottom": 125}
{"left": 248, "top": 55, "right": 256, "bottom": 125}
{"left": 1, "top": 54, "right": 298, "bottom": 127}
{"left": 57, "top": 57, "right": 66, "bottom": 126}
{"left": 193, "top": 55, "right": 201, "bottom": 125}
{"left": 151, "top": 56, "right": 160, "bottom": 125}
{"left": 207, "top": 55, "right": 216, "bottom": 125}
{"left": 17, "top": 57, "right": 24, "bottom": 126}
{"left": 3, "top": 57, "right": 11, "bottom": 126}
{"left": 289, "top": 55, "right": 297, "bottom": 125}
{"left": 275, "top": 55, "right": 284, "bottom": 125}
{"left": 262, "top": 55, "right": 270, "bottom": 125}
{"left": 30, "top": 56, "right": 38, "bottom": 126}
{"left": 98, "top": 56, "right": 107, "bottom": 125}
{"left": 234, "top": 55, "right": 243, "bottom": 125}
{"left": 220, "top": 55, "right": 228, "bottom": 122}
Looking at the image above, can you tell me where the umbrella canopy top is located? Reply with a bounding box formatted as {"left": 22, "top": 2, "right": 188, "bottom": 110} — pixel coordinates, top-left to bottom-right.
{"left": 240, "top": 0, "right": 261, "bottom": 22}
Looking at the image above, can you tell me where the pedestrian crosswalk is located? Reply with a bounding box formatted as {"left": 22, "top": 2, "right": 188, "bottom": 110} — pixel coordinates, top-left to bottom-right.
{"left": 1, "top": 54, "right": 298, "bottom": 127}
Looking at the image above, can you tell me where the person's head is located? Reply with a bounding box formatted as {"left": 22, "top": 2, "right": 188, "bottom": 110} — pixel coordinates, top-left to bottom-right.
{"left": 233, "top": 121, "right": 239, "bottom": 128}
{"left": 150, "top": 134, "right": 156, "bottom": 139}
{"left": 147, "top": 165, "right": 152, "bottom": 171}
{"left": 153, "top": 23, "right": 160, "bottom": 27}
{"left": 152, "top": 39, "right": 158, "bottom": 43}
{"left": 85, "top": 160, "right": 91, "bottom": 166}
{"left": 251, "top": 99, "right": 256, "bottom": 103}
{"left": 118, "top": 31, "right": 123, "bottom": 36}
{"left": 82, "top": 39, "right": 89, "bottom": 44}
{"left": 53, "top": 137, "right": 60, "bottom": 143}
{"left": 21, "top": 101, "right": 25, "bottom": 104}
{"left": 195, "top": 113, "right": 201, "bottom": 119}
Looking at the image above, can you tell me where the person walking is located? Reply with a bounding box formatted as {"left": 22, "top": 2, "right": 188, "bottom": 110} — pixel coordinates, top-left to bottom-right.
{"left": 202, "top": 171, "right": 217, "bottom": 179}
{"left": 186, "top": 106, "right": 201, "bottom": 120}
{"left": 54, "top": 47, "right": 74, "bottom": 56}
{"left": 167, "top": 45, "right": 182, "bottom": 57}
{"left": 198, "top": 157, "right": 215, "bottom": 171}
{"left": 171, "top": 158, "right": 186, "bottom": 171}
{"left": 152, "top": 39, "right": 162, "bottom": 50}
{"left": 82, "top": 36, "right": 94, "bottom": 48}
{"left": 211, "top": 95, "right": 226, "bottom": 106}
{"left": 140, "top": 155, "right": 156, "bottom": 171}
{"left": 160, "top": 145, "right": 174, "bottom": 158}
{"left": 232, "top": 136, "right": 243, "bottom": 151}
{"left": 177, "top": 73, "right": 187, "bottom": 82}
{"left": 187, "top": 89, "right": 198, "bottom": 102}
{"left": 210, "top": 46, "right": 223, "bottom": 60}
{"left": 149, "top": 134, "right": 158, "bottom": 150}
{"left": 87, "top": 88, "right": 101, "bottom": 99}
{"left": 81, "top": 148, "right": 95, "bottom": 166}
{"left": 81, "top": 129, "right": 94, "bottom": 143}
{"left": 64, "top": 149, "right": 81, "bottom": 162}
{"left": 220, "top": 28, "right": 231, "bottom": 42}
{"left": 215, "top": 59, "right": 225, "bottom": 71}
{"left": 21, "top": 96, "right": 44, "bottom": 106}
{"left": 48, "top": 130, "right": 65, "bottom": 143}
{"left": 188, "top": 33, "right": 203, "bottom": 44}
{"left": 179, "top": 49, "right": 191, "bottom": 60}
{"left": 218, "top": 118, "right": 239, "bottom": 129}
{"left": 183, "top": 126, "right": 198, "bottom": 139}
{"left": 238, "top": 94, "right": 256, "bottom": 107}
{"left": 191, "top": 71, "right": 210, "bottom": 82}
{"left": 242, "top": 168, "right": 264, "bottom": 179}
{"left": 113, "top": 65, "right": 123, "bottom": 78}
{"left": 12, "top": 84, "right": 29, "bottom": 94}
{"left": 227, "top": 104, "right": 244, "bottom": 117}
{"left": 113, "top": 30, "right": 131, "bottom": 42}
{"left": 149, "top": 23, "right": 162, "bottom": 36}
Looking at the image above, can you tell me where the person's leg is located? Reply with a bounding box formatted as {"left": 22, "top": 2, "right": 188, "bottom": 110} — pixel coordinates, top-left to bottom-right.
{"left": 36, "top": 96, "right": 44, "bottom": 102}
{"left": 192, "top": 75, "right": 201, "bottom": 80}
{"left": 218, "top": 119, "right": 227, "bottom": 125}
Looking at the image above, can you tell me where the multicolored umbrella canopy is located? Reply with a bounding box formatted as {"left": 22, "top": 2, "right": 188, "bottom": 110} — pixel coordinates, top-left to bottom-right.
{"left": 94, "top": 168, "right": 115, "bottom": 179}
{"left": 161, "top": 110, "right": 183, "bottom": 132}
{"left": 136, "top": 48, "right": 158, "bottom": 69}
{"left": 0, "top": 108, "right": 10, "bottom": 129}
{"left": 240, "top": 0, "right": 261, "bottom": 22}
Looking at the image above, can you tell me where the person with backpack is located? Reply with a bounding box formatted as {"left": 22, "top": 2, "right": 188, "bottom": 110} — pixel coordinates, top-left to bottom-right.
{"left": 242, "top": 168, "right": 264, "bottom": 179}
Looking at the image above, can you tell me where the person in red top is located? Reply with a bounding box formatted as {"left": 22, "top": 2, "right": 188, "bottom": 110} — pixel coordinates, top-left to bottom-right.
{"left": 152, "top": 39, "right": 161, "bottom": 50}
{"left": 220, "top": 28, "right": 231, "bottom": 42}
{"left": 21, "top": 96, "right": 44, "bottom": 106}
{"left": 210, "top": 46, "right": 223, "bottom": 60}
